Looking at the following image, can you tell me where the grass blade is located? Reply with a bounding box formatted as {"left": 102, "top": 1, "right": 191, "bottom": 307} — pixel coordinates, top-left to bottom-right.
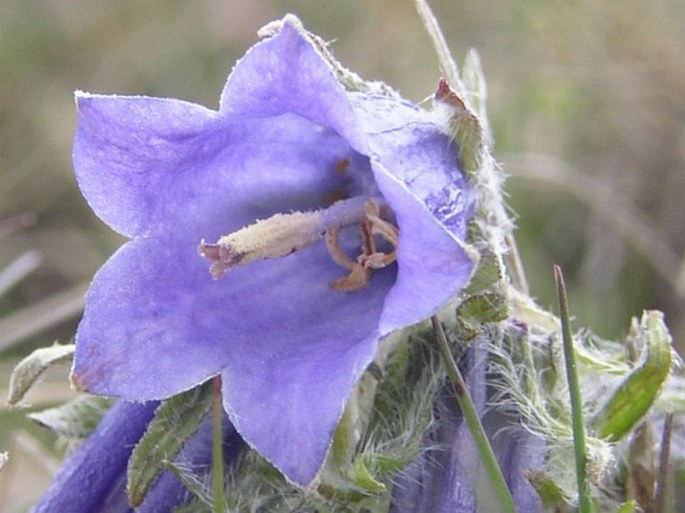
{"left": 554, "top": 265, "right": 592, "bottom": 513}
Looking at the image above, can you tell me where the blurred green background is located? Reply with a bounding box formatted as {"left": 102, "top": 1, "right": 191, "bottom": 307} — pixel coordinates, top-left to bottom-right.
{"left": 1, "top": 0, "right": 684, "bottom": 510}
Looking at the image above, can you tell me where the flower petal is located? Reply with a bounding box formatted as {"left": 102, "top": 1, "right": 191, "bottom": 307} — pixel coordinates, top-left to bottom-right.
{"left": 71, "top": 15, "right": 475, "bottom": 490}
{"left": 351, "top": 94, "right": 475, "bottom": 331}
{"left": 73, "top": 221, "right": 395, "bottom": 399}
{"left": 373, "top": 168, "right": 474, "bottom": 332}
{"left": 221, "top": 328, "right": 384, "bottom": 485}
{"left": 75, "top": 94, "right": 358, "bottom": 240}
{"left": 350, "top": 93, "right": 472, "bottom": 239}
{"left": 220, "top": 19, "right": 364, "bottom": 152}
{"left": 73, "top": 219, "right": 395, "bottom": 485}
{"left": 72, "top": 237, "right": 225, "bottom": 398}
{"left": 74, "top": 93, "right": 223, "bottom": 238}
{"left": 499, "top": 429, "right": 545, "bottom": 513}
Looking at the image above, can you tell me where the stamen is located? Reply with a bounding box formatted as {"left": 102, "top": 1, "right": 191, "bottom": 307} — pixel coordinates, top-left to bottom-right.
{"left": 324, "top": 228, "right": 356, "bottom": 271}
{"left": 360, "top": 217, "right": 377, "bottom": 256}
{"left": 329, "top": 263, "right": 371, "bottom": 291}
{"left": 327, "top": 199, "right": 400, "bottom": 292}
{"left": 199, "top": 195, "right": 399, "bottom": 289}
{"left": 359, "top": 250, "right": 397, "bottom": 269}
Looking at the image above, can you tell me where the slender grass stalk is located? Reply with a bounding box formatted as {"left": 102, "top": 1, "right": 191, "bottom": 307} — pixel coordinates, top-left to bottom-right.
{"left": 553, "top": 265, "right": 592, "bottom": 513}
{"left": 0, "top": 282, "right": 88, "bottom": 352}
{"left": 430, "top": 315, "right": 518, "bottom": 513}
{"left": 0, "top": 212, "right": 36, "bottom": 240}
{"left": 212, "top": 375, "right": 226, "bottom": 513}
{"left": 414, "top": 0, "right": 531, "bottom": 300}
{"left": 0, "top": 251, "right": 41, "bottom": 296}
{"left": 413, "top": 0, "right": 464, "bottom": 94}
{"left": 504, "top": 233, "right": 530, "bottom": 296}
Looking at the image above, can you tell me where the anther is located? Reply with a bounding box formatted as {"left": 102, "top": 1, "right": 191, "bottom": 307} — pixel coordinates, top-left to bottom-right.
{"left": 327, "top": 199, "right": 399, "bottom": 292}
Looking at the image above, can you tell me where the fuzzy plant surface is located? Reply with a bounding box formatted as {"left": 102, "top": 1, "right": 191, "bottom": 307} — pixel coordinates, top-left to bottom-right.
{"left": 9, "top": 7, "right": 684, "bottom": 513}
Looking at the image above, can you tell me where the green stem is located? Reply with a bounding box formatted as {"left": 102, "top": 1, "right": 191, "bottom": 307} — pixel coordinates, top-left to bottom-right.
{"left": 212, "top": 375, "right": 226, "bottom": 513}
{"left": 553, "top": 265, "right": 592, "bottom": 513}
{"left": 430, "top": 315, "right": 518, "bottom": 513}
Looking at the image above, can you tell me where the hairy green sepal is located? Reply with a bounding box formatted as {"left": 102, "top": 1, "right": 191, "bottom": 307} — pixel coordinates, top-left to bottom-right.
{"left": 28, "top": 395, "right": 114, "bottom": 438}
{"left": 127, "top": 381, "right": 213, "bottom": 507}
{"left": 591, "top": 311, "right": 672, "bottom": 442}
{"left": 322, "top": 328, "right": 438, "bottom": 499}
{"left": 7, "top": 343, "right": 74, "bottom": 405}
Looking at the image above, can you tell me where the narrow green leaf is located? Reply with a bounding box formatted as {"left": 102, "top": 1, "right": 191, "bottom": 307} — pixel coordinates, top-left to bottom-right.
{"left": 7, "top": 343, "right": 74, "bottom": 405}
{"left": 626, "top": 422, "right": 656, "bottom": 511}
{"left": 457, "top": 252, "right": 508, "bottom": 339}
{"left": 211, "top": 376, "right": 225, "bottom": 513}
{"left": 454, "top": 113, "right": 485, "bottom": 173}
{"left": 591, "top": 311, "right": 672, "bottom": 442}
{"left": 461, "top": 48, "right": 493, "bottom": 147}
{"left": 28, "top": 395, "right": 114, "bottom": 438}
{"left": 173, "top": 501, "right": 211, "bottom": 513}
{"left": 413, "top": 0, "right": 463, "bottom": 94}
{"left": 654, "top": 412, "right": 674, "bottom": 513}
{"left": 127, "top": 381, "right": 213, "bottom": 507}
{"left": 555, "top": 265, "right": 592, "bottom": 513}
{"left": 369, "top": 452, "right": 416, "bottom": 475}
{"left": 431, "top": 316, "right": 518, "bottom": 513}
{"left": 433, "top": 79, "right": 485, "bottom": 174}
{"left": 323, "top": 369, "right": 380, "bottom": 489}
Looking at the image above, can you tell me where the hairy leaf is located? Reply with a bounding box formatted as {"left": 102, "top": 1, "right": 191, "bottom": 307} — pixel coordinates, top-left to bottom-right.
{"left": 28, "top": 395, "right": 114, "bottom": 438}
{"left": 127, "top": 381, "right": 213, "bottom": 507}
{"left": 591, "top": 311, "right": 672, "bottom": 442}
{"left": 7, "top": 343, "right": 74, "bottom": 405}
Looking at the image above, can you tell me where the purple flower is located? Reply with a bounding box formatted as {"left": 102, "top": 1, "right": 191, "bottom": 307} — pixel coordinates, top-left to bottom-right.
{"left": 31, "top": 401, "right": 156, "bottom": 513}
{"left": 390, "top": 343, "right": 545, "bottom": 513}
{"left": 31, "top": 401, "right": 243, "bottom": 513}
{"left": 32, "top": 401, "right": 243, "bottom": 513}
{"left": 71, "top": 16, "right": 474, "bottom": 486}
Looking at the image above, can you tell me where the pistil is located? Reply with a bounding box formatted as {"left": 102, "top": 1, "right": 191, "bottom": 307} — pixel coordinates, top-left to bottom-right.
{"left": 199, "top": 196, "right": 398, "bottom": 290}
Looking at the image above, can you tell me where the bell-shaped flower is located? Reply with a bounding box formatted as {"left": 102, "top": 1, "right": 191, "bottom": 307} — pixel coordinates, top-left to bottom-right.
{"left": 31, "top": 401, "right": 243, "bottom": 513}
{"left": 31, "top": 401, "right": 156, "bottom": 513}
{"left": 71, "top": 16, "right": 474, "bottom": 485}
{"left": 390, "top": 343, "right": 545, "bottom": 513}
